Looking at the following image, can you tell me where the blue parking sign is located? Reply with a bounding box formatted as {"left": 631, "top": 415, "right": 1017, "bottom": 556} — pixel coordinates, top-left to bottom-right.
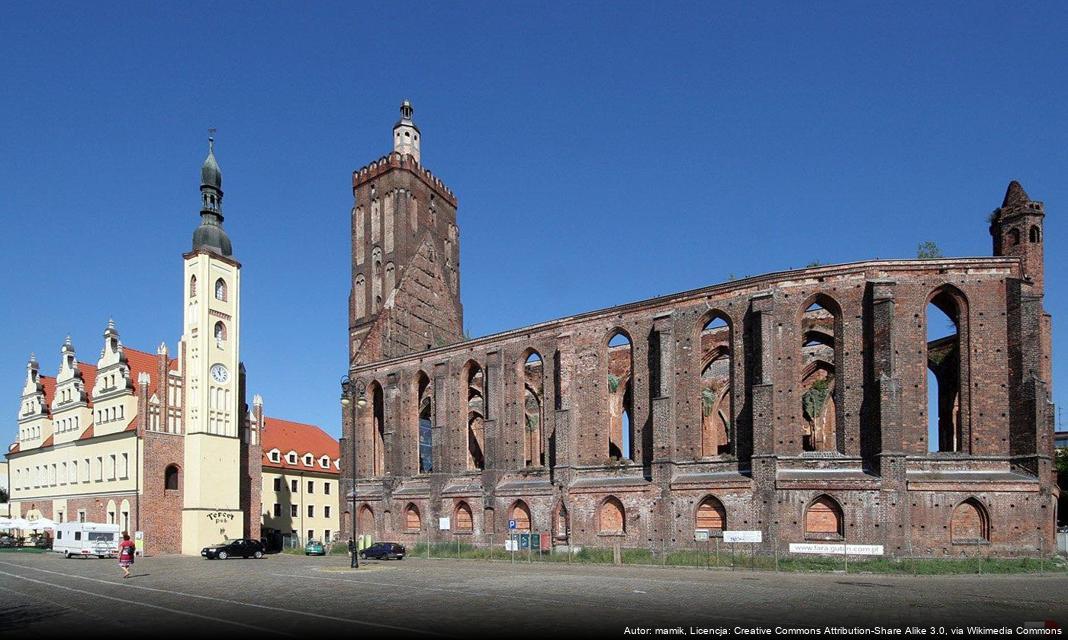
{"left": 508, "top": 519, "right": 517, "bottom": 530}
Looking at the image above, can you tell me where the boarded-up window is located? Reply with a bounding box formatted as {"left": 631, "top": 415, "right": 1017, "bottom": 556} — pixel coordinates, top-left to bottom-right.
{"left": 696, "top": 497, "right": 725, "bottom": 531}
{"left": 359, "top": 506, "right": 374, "bottom": 534}
{"left": 511, "top": 502, "right": 531, "bottom": 531}
{"left": 804, "top": 496, "right": 843, "bottom": 537}
{"left": 455, "top": 502, "right": 473, "bottom": 532}
{"left": 405, "top": 504, "right": 421, "bottom": 531}
{"left": 951, "top": 499, "right": 989, "bottom": 542}
{"left": 599, "top": 497, "right": 625, "bottom": 534}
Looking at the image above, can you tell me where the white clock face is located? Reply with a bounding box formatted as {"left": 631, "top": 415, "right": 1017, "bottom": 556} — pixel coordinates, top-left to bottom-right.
{"left": 210, "top": 364, "right": 229, "bottom": 384}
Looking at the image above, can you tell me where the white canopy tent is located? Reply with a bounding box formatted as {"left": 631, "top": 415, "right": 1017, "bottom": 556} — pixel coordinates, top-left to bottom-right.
{"left": 26, "top": 517, "right": 56, "bottom": 530}
{"left": 0, "top": 517, "right": 32, "bottom": 530}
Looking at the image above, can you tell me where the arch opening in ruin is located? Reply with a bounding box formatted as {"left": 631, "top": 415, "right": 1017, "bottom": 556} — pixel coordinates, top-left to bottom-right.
{"left": 607, "top": 331, "right": 634, "bottom": 461}
{"left": 700, "top": 314, "right": 732, "bottom": 457}
{"left": 927, "top": 287, "right": 964, "bottom": 453}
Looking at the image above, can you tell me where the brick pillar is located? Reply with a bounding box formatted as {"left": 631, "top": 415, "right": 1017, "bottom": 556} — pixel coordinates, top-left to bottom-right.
{"left": 553, "top": 332, "right": 574, "bottom": 486}
{"left": 650, "top": 312, "right": 674, "bottom": 554}
{"left": 432, "top": 361, "right": 450, "bottom": 473}
{"left": 156, "top": 348, "right": 169, "bottom": 430}
{"left": 750, "top": 292, "right": 776, "bottom": 456}
{"left": 383, "top": 373, "right": 401, "bottom": 477}
{"left": 651, "top": 313, "right": 675, "bottom": 465}
{"left": 483, "top": 349, "right": 502, "bottom": 468}
{"left": 482, "top": 350, "right": 502, "bottom": 521}
{"left": 749, "top": 291, "right": 778, "bottom": 552}
{"left": 869, "top": 279, "right": 907, "bottom": 556}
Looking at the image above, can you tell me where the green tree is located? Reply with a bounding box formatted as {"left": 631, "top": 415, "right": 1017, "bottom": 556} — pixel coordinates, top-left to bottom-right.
{"left": 917, "top": 241, "right": 943, "bottom": 259}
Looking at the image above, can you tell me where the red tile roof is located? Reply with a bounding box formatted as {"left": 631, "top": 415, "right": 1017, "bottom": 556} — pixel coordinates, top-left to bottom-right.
{"left": 261, "top": 417, "right": 340, "bottom": 474}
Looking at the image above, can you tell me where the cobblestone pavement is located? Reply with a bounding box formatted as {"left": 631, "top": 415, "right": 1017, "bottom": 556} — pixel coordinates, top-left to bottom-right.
{"left": 0, "top": 552, "right": 1065, "bottom": 638}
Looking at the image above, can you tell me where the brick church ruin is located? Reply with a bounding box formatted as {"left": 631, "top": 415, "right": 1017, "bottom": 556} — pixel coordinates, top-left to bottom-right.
{"left": 341, "top": 102, "right": 1057, "bottom": 557}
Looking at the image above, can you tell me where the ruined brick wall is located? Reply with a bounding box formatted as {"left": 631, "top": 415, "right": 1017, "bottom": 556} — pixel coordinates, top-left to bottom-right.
{"left": 340, "top": 174, "right": 1053, "bottom": 558}
{"left": 341, "top": 254, "right": 1055, "bottom": 557}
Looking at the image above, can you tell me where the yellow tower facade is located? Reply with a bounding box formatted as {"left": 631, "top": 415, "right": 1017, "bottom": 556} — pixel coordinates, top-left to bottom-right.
{"left": 179, "top": 137, "right": 247, "bottom": 554}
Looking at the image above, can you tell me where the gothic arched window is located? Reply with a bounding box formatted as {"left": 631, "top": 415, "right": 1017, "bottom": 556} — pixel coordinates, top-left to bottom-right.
{"left": 215, "top": 278, "right": 227, "bottom": 301}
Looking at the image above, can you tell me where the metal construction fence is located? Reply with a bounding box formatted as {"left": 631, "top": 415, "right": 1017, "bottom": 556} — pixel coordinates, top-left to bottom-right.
{"left": 399, "top": 530, "right": 1067, "bottom": 575}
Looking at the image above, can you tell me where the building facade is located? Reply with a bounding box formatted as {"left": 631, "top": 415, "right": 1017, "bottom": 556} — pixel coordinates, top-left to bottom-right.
{"left": 340, "top": 103, "right": 1057, "bottom": 558}
{"left": 6, "top": 139, "right": 264, "bottom": 555}
{"left": 260, "top": 417, "right": 341, "bottom": 549}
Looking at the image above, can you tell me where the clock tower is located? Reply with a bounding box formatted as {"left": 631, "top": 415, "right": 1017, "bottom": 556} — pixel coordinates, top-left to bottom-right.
{"left": 179, "top": 135, "right": 248, "bottom": 554}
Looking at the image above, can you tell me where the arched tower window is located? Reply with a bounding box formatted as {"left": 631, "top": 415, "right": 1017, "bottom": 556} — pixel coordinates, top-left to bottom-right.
{"left": 189, "top": 275, "right": 197, "bottom": 298}
{"left": 599, "top": 496, "right": 625, "bottom": 534}
{"left": 464, "top": 362, "right": 486, "bottom": 470}
{"left": 696, "top": 496, "right": 726, "bottom": 533}
{"left": 699, "top": 315, "right": 732, "bottom": 457}
{"left": 371, "top": 247, "right": 383, "bottom": 313}
{"left": 1029, "top": 225, "right": 1041, "bottom": 243}
{"left": 951, "top": 498, "right": 990, "bottom": 543}
{"left": 804, "top": 495, "right": 844, "bottom": 539}
{"left": 354, "top": 275, "right": 366, "bottom": 319}
{"left": 523, "top": 350, "right": 544, "bottom": 467}
{"left": 164, "top": 464, "right": 179, "bottom": 491}
{"left": 800, "top": 297, "right": 842, "bottom": 453}
{"left": 926, "top": 287, "right": 965, "bottom": 453}
{"left": 455, "top": 501, "right": 473, "bottom": 532}
{"left": 417, "top": 371, "right": 433, "bottom": 474}
{"left": 1008, "top": 228, "right": 1021, "bottom": 246}
{"left": 214, "top": 321, "right": 226, "bottom": 343}
{"left": 607, "top": 331, "right": 634, "bottom": 461}
{"left": 384, "top": 262, "right": 396, "bottom": 298}
{"left": 214, "top": 278, "right": 226, "bottom": 301}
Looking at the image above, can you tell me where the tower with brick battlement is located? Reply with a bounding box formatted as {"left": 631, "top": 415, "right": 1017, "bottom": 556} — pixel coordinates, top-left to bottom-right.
{"left": 348, "top": 102, "right": 464, "bottom": 366}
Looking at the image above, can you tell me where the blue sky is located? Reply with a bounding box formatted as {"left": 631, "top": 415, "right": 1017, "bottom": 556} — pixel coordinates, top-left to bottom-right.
{"left": 1, "top": 2, "right": 1065, "bottom": 439}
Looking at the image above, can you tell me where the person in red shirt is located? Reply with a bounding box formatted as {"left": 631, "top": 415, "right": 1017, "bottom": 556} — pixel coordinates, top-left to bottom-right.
{"left": 118, "top": 532, "right": 135, "bottom": 579}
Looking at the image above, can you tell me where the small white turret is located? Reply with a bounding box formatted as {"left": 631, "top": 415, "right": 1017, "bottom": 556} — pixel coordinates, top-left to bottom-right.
{"left": 392, "top": 100, "right": 421, "bottom": 162}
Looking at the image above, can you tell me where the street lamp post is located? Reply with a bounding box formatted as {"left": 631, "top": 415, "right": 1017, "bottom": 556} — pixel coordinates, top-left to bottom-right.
{"left": 341, "top": 375, "right": 367, "bottom": 569}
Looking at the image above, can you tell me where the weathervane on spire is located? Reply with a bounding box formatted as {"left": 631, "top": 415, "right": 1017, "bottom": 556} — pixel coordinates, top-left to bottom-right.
{"left": 208, "top": 127, "right": 217, "bottom": 152}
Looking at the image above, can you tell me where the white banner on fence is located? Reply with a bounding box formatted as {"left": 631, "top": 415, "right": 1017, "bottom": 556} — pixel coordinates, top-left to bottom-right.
{"left": 789, "top": 543, "right": 884, "bottom": 556}
{"left": 723, "top": 530, "right": 762, "bottom": 543}
{"left": 439, "top": 517, "right": 450, "bottom": 530}
{"left": 504, "top": 540, "right": 518, "bottom": 551}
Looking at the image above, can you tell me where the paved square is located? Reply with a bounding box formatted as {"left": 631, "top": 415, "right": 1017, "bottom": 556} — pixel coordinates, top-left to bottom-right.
{"left": 1, "top": 552, "right": 1066, "bottom": 638}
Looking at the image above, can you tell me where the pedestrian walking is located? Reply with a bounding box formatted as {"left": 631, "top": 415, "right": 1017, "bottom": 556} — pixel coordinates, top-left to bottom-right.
{"left": 118, "top": 532, "right": 135, "bottom": 579}
{"left": 348, "top": 537, "right": 357, "bottom": 568}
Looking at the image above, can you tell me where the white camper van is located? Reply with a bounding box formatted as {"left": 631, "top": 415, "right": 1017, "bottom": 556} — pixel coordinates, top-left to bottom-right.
{"left": 53, "top": 522, "right": 121, "bottom": 558}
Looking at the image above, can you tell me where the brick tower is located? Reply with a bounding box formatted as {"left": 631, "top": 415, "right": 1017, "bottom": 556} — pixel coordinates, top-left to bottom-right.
{"left": 990, "top": 180, "right": 1046, "bottom": 293}
{"left": 347, "top": 101, "right": 464, "bottom": 366}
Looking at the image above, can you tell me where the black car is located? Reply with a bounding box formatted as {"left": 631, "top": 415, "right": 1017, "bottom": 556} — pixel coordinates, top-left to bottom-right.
{"left": 360, "top": 542, "right": 406, "bottom": 560}
{"left": 201, "top": 538, "right": 265, "bottom": 560}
